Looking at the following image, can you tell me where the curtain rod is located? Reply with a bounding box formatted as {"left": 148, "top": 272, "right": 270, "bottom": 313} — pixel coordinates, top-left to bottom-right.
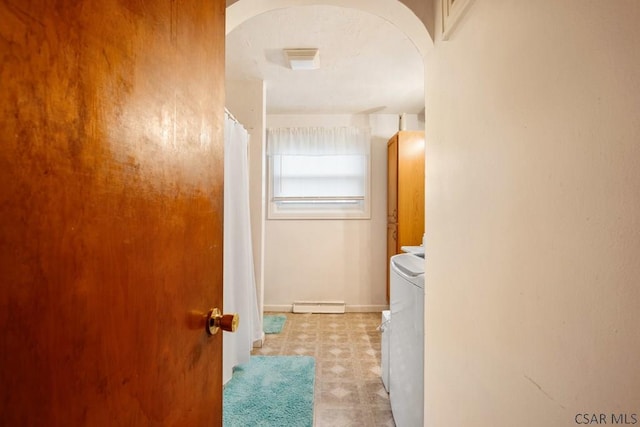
{"left": 224, "top": 107, "right": 240, "bottom": 124}
{"left": 224, "top": 108, "right": 250, "bottom": 135}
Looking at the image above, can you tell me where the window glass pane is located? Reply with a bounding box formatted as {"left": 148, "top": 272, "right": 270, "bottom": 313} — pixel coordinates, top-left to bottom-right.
{"left": 273, "top": 155, "right": 366, "bottom": 198}
{"left": 266, "top": 126, "right": 371, "bottom": 219}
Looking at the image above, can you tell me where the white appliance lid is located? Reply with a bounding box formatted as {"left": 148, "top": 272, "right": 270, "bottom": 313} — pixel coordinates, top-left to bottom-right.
{"left": 391, "top": 253, "right": 424, "bottom": 276}
{"left": 401, "top": 245, "right": 425, "bottom": 256}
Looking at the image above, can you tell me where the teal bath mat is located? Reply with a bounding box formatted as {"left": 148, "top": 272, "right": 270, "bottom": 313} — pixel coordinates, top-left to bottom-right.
{"left": 223, "top": 356, "right": 315, "bottom": 427}
{"left": 263, "top": 314, "right": 286, "bottom": 334}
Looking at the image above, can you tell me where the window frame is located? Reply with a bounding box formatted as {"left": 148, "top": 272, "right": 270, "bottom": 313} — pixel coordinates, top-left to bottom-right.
{"left": 267, "top": 152, "right": 371, "bottom": 220}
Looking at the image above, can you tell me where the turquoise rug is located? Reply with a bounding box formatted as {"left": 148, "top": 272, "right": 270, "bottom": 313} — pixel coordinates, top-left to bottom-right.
{"left": 262, "top": 314, "right": 286, "bottom": 334}
{"left": 223, "top": 356, "right": 315, "bottom": 427}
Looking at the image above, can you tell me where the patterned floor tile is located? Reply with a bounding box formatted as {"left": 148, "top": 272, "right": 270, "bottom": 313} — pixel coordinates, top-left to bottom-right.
{"left": 252, "top": 312, "right": 396, "bottom": 427}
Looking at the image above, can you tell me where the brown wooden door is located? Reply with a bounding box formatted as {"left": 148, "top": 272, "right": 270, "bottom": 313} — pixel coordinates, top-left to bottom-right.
{"left": 0, "top": 1, "right": 226, "bottom": 425}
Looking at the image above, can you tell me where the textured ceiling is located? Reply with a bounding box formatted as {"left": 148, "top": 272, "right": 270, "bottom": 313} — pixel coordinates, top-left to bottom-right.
{"left": 225, "top": 5, "right": 424, "bottom": 115}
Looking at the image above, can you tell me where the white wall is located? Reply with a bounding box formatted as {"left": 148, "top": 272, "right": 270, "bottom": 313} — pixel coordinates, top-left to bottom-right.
{"left": 264, "top": 113, "right": 423, "bottom": 311}
{"left": 425, "top": 1, "right": 640, "bottom": 425}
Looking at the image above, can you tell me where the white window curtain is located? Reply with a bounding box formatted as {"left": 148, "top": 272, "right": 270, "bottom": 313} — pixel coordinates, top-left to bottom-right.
{"left": 267, "top": 126, "right": 370, "bottom": 156}
{"left": 266, "top": 126, "right": 371, "bottom": 219}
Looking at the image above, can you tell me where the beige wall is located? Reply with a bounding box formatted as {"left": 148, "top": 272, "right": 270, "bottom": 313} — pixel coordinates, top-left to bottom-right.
{"left": 425, "top": 1, "right": 640, "bottom": 425}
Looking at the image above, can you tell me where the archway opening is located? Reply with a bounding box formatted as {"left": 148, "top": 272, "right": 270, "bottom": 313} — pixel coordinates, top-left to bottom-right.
{"left": 223, "top": 5, "right": 432, "bottom": 412}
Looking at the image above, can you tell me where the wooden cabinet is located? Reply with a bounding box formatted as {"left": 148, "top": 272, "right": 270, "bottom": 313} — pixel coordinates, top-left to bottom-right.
{"left": 386, "top": 131, "right": 425, "bottom": 301}
{"left": 387, "top": 136, "right": 398, "bottom": 224}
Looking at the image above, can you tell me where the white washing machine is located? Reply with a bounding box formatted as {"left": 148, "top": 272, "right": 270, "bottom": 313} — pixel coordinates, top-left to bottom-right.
{"left": 389, "top": 253, "right": 424, "bottom": 427}
{"left": 380, "top": 310, "right": 391, "bottom": 392}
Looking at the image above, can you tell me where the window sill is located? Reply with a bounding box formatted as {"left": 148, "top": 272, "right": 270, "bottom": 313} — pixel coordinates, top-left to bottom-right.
{"left": 267, "top": 202, "right": 371, "bottom": 220}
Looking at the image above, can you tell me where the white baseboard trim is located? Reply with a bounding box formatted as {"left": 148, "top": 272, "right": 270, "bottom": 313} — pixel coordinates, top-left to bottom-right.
{"left": 263, "top": 304, "right": 389, "bottom": 313}
{"left": 264, "top": 304, "right": 293, "bottom": 313}
{"left": 346, "top": 305, "right": 389, "bottom": 312}
{"left": 293, "top": 300, "right": 345, "bottom": 314}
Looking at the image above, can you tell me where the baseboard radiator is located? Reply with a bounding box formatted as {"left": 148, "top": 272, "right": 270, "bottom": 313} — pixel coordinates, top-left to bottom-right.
{"left": 292, "top": 300, "right": 346, "bottom": 314}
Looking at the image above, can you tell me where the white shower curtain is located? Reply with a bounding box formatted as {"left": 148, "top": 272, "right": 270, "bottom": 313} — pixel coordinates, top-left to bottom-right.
{"left": 223, "top": 111, "right": 262, "bottom": 385}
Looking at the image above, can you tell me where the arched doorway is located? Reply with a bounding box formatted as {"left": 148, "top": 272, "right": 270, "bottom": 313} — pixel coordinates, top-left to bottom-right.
{"left": 225, "top": 0, "right": 432, "bottom": 311}
{"left": 227, "top": 0, "right": 432, "bottom": 55}
{"left": 224, "top": 0, "right": 433, "bottom": 423}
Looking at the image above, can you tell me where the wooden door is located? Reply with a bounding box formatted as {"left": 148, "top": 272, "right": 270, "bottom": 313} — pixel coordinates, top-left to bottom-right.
{"left": 0, "top": 1, "right": 226, "bottom": 425}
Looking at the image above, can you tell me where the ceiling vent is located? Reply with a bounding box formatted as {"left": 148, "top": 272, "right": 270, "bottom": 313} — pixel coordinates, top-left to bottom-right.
{"left": 284, "top": 48, "right": 320, "bottom": 70}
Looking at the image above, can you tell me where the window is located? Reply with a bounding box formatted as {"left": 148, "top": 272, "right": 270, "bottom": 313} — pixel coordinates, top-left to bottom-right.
{"left": 267, "top": 126, "right": 371, "bottom": 219}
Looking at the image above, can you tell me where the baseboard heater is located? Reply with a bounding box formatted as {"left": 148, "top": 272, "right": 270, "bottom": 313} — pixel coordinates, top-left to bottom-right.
{"left": 292, "top": 301, "right": 346, "bottom": 314}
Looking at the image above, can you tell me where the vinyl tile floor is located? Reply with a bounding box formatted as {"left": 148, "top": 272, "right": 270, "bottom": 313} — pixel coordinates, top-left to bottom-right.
{"left": 251, "top": 312, "right": 396, "bottom": 427}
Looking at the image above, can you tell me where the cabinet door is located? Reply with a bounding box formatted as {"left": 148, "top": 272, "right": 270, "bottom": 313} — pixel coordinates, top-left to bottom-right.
{"left": 397, "top": 131, "right": 425, "bottom": 247}
{"left": 386, "top": 223, "right": 398, "bottom": 302}
{"left": 387, "top": 222, "right": 399, "bottom": 258}
{"left": 387, "top": 137, "right": 398, "bottom": 223}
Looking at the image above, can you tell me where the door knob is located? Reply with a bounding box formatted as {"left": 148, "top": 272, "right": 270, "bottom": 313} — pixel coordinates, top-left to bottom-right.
{"left": 205, "top": 308, "right": 239, "bottom": 335}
